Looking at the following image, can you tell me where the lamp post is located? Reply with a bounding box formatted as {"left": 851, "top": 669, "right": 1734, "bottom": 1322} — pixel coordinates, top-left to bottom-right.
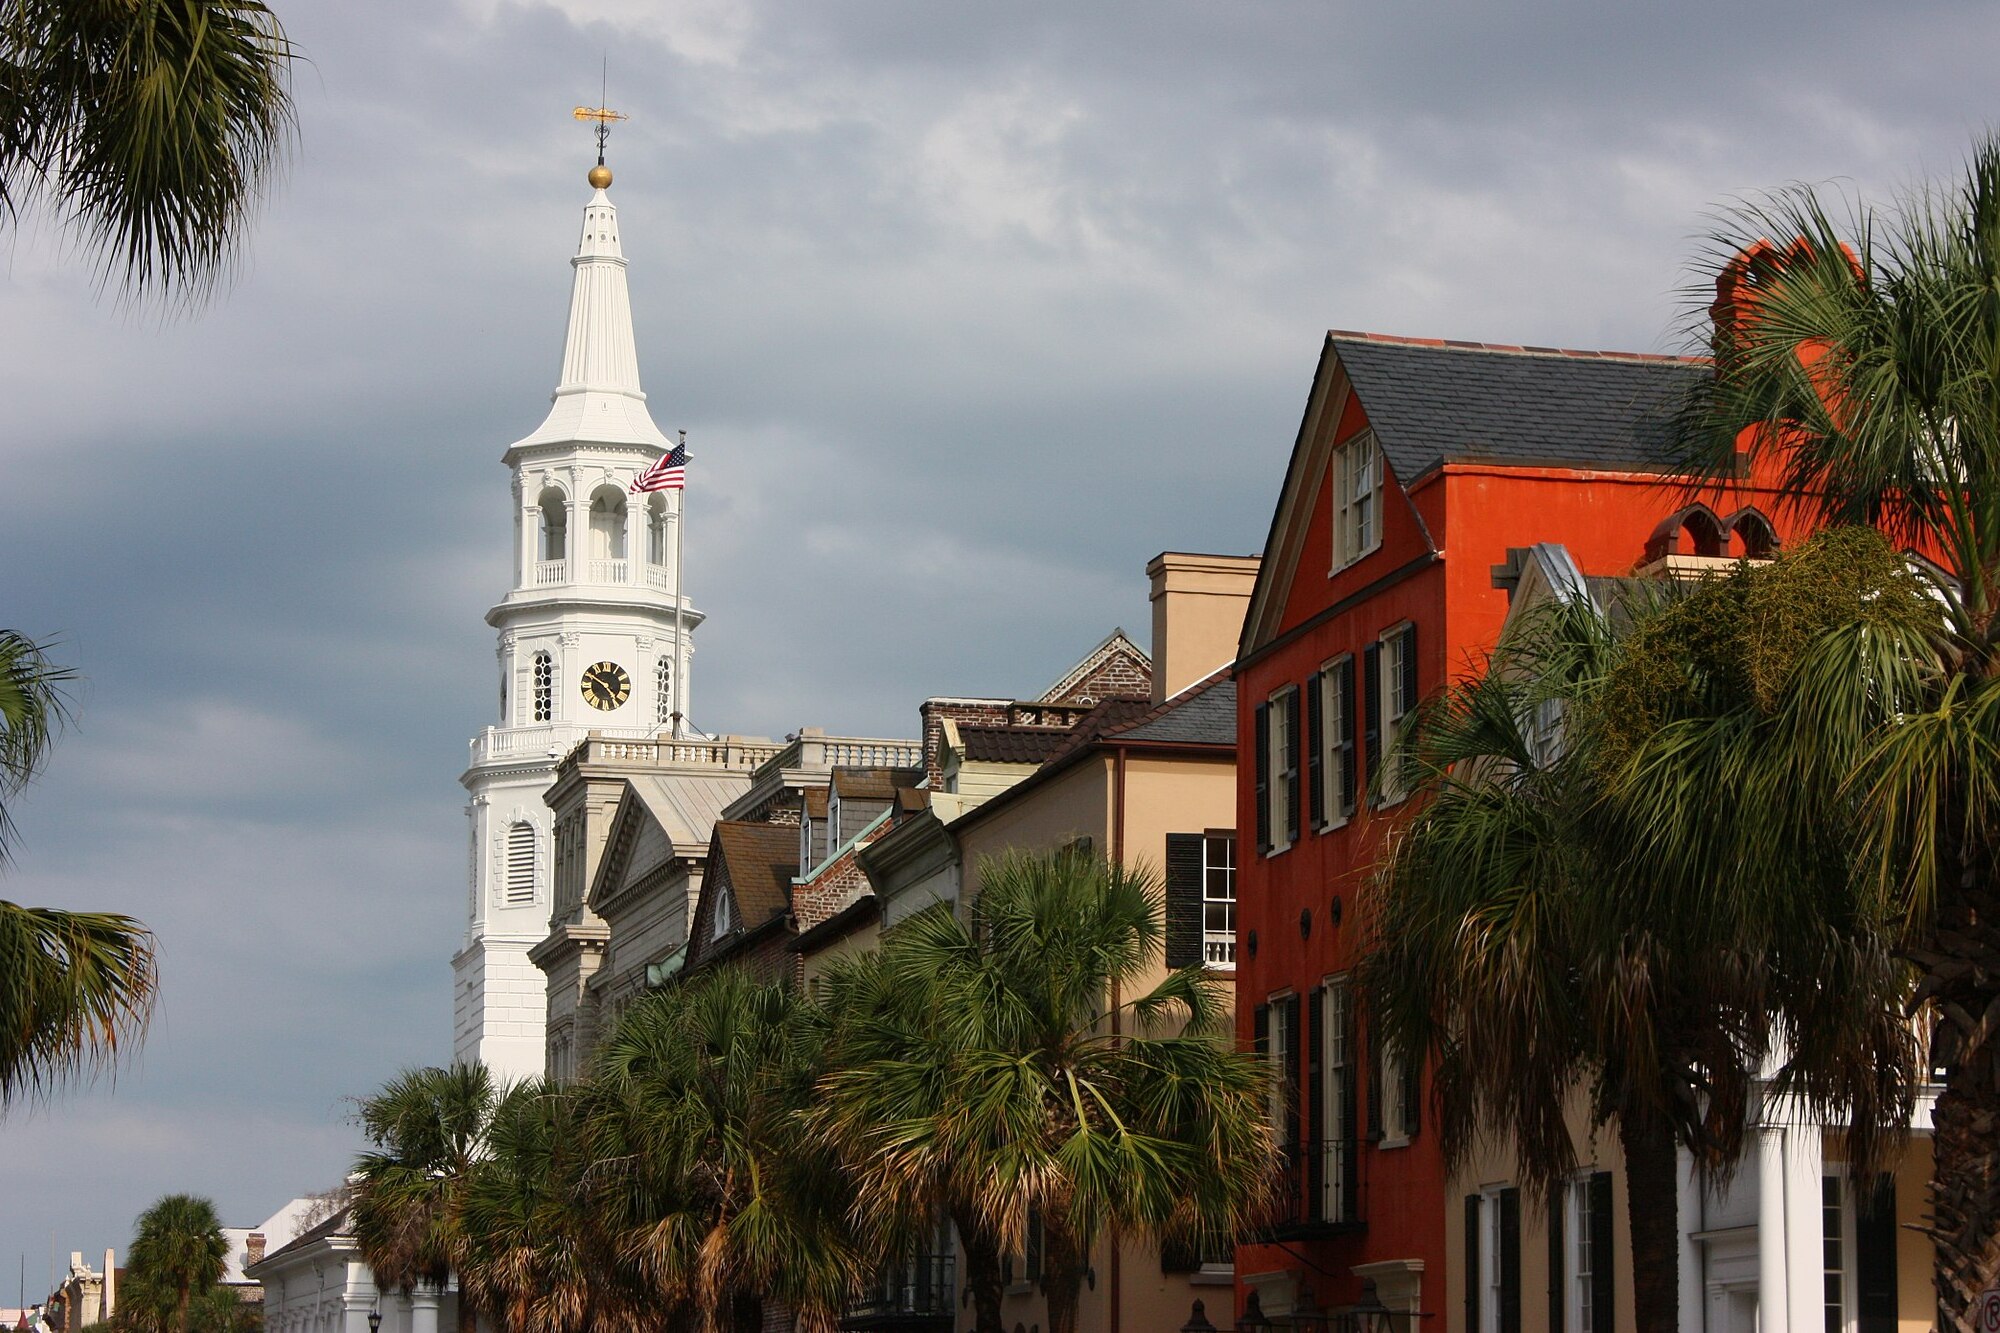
{"left": 1182, "top": 1299, "right": 1219, "bottom": 1333}
{"left": 1289, "top": 1280, "right": 1330, "bottom": 1333}
{"left": 1348, "top": 1279, "right": 1403, "bottom": 1333}
{"left": 1235, "top": 1290, "right": 1273, "bottom": 1333}
{"left": 367, "top": 1308, "right": 382, "bottom": 1333}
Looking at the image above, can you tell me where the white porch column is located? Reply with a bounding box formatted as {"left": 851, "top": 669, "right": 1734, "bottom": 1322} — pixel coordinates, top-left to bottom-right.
{"left": 1783, "top": 1123, "right": 1824, "bottom": 1333}
{"left": 1677, "top": 1147, "right": 1703, "bottom": 1333}
{"left": 408, "top": 1284, "right": 440, "bottom": 1333}
{"left": 1758, "top": 1127, "right": 1790, "bottom": 1333}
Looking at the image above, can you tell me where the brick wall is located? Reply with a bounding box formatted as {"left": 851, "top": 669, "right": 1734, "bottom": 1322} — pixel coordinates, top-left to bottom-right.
{"left": 919, "top": 698, "right": 1010, "bottom": 787}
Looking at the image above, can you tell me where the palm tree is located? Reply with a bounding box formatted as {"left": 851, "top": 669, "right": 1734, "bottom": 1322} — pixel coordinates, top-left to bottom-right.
{"left": 1656, "top": 138, "right": 2000, "bottom": 1326}
{"left": 0, "top": 0, "right": 297, "bottom": 301}
{"left": 815, "top": 848, "right": 1275, "bottom": 1333}
{"left": 1362, "top": 535, "right": 1920, "bottom": 1333}
{"left": 126, "top": 1195, "right": 228, "bottom": 1333}
{"left": 351, "top": 1063, "right": 502, "bottom": 1333}
{"left": 0, "top": 629, "right": 155, "bottom": 1111}
{"left": 457, "top": 1079, "right": 594, "bottom": 1333}
{"left": 574, "top": 968, "right": 857, "bottom": 1333}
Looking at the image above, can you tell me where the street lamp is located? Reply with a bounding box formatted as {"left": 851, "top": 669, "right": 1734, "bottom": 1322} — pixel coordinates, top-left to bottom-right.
{"left": 1235, "top": 1290, "right": 1273, "bottom": 1333}
{"left": 1348, "top": 1279, "right": 1404, "bottom": 1333}
{"left": 1181, "top": 1299, "right": 1219, "bottom": 1333}
{"left": 1289, "top": 1280, "right": 1329, "bottom": 1333}
{"left": 367, "top": 1308, "right": 382, "bottom": 1333}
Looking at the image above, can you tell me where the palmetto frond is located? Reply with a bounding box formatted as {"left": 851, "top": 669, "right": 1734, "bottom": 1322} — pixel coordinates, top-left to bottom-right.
{"left": 350, "top": 1063, "right": 504, "bottom": 1300}
{"left": 0, "top": 0, "right": 297, "bottom": 303}
{"left": 127, "top": 1194, "right": 229, "bottom": 1333}
{"left": 0, "top": 899, "right": 155, "bottom": 1110}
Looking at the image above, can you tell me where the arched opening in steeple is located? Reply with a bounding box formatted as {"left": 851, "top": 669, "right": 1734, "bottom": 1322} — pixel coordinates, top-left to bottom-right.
{"left": 589, "top": 486, "right": 628, "bottom": 575}
{"left": 538, "top": 488, "right": 568, "bottom": 565}
{"left": 655, "top": 656, "right": 673, "bottom": 727}
{"left": 647, "top": 493, "right": 670, "bottom": 581}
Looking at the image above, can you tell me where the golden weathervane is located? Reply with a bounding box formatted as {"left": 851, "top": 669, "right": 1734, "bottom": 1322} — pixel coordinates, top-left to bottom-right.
{"left": 573, "top": 102, "right": 627, "bottom": 188}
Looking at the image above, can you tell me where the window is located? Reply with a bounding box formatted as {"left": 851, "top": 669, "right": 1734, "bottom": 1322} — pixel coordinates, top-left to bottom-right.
{"left": 1823, "top": 1176, "right": 1845, "bottom": 1333}
{"left": 1318, "top": 656, "right": 1356, "bottom": 826}
{"left": 1374, "top": 624, "right": 1417, "bottom": 805}
{"left": 1266, "top": 1000, "right": 1292, "bottom": 1135}
{"left": 1202, "top": 834, "right": 1236, "bottom": 967}
{"left": 1259, "top": 687, "right": 1301, "bottom": 854}
{"left": 1559, "top": 1171, "right": 1614, "bottom": 1333}
{"left": 1332, "top": 432, "right": 1384, "bottom": 570}
{"left": 1571, "top": 1178, "right": 1598, "bottom": 1333}
{"left": 532, "top": 651, "right": 554, "bottom": 723}
{"left": 503, "top": 822, "right": 536, "bottom": 906}
{"left": 713, "top": 883, "right": 734, "bottom": 937}
{"left": 655, "top": 657, "right": 673, "bottom": 726}
{"left": 1466, "top": 1187, "right": 1520, "bottom": 1333}
{"left": 1380, "top": 1039, "right": 1411, "bottom": 1143}
{"left": 1321, "top": 979, "right": 1354, "bottom": 1223}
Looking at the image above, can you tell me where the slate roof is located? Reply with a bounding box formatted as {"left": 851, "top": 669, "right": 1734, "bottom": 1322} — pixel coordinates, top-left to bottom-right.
{"left": 713, "top": 821, "right": 800, "bottom": 924}
{"left": 958, "top": 724, "right": 1075, "bottom": 765}
{"left": 1328, "top": 333, "right": 1708, "bottom": 483}
{"left": 1108, "top": 672, "right": 1237, "bottom": 747}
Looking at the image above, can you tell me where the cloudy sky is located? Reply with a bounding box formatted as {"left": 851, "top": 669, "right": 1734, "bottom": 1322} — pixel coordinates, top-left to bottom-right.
{"left": 1, "top": 0, "right": 1993, "bottom": 1286}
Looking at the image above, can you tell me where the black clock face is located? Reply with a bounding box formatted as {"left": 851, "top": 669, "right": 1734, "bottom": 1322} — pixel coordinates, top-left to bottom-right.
{"left": 581, "top": 661, "right": 631, "bottom": 711}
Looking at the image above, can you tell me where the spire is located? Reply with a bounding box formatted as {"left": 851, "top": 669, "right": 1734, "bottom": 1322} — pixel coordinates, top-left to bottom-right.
{"left": 512, "top": 137, "right": 670, "bottom": 453}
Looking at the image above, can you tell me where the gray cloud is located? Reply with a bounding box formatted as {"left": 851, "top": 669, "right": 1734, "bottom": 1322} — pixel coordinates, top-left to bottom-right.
{"left": 0, "top": 0, "right": 1989, "bottom": 1273}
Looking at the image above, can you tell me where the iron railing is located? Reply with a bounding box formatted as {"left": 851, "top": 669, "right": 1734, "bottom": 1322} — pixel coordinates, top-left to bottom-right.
{"left": 844, "top": 1253, "right": 955, "bottom": 1326}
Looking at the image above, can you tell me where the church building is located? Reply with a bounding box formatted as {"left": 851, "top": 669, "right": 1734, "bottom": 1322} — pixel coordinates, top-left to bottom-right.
{"left": 453, "top": 154, "right": 702, "bottom": 1080}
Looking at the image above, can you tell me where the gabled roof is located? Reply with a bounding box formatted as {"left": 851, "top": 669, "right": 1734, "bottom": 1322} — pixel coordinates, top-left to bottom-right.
{"left": 1328, "top": 333, "right": 1706, "bottom": 482}
{"left": 713, "top": 821, "right": 799, "bottom": 925}
{"left": 1034, "top": 627, "right": 1151, "bottom": 705}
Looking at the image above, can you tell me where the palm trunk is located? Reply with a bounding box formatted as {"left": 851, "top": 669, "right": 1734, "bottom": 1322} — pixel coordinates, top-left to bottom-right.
{"left": 1617, "top": 1116, "right": 1679, "bottom": 1333}
{"left": 175, "top": 1280, "right": 191, "bottom": 1333}
{"left": 1040, "top": 1226, "right": 1086, "bottom": 1333}
{"left": 1923, "top": 870, "right": 2000, "bottom": 1331}
{"left": 454, "top": 1283, "right": 474, "bottom": 1333}
{"left": 952, "top": 1212, "right": 1006, "bottom": 1333}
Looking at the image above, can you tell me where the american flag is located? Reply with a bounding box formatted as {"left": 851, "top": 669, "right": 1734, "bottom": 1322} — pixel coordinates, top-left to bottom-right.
{"left": 631, "top": 440, "right": 689, "bottom": 493}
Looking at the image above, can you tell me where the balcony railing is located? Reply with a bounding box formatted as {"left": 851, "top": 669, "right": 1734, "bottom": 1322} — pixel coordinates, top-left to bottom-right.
{"left": 534, "top": 559, "right": 567, "bottom": 585}
{"left": 645, "top": 564, "right": 670, "bottom": 590}
{"left": 1204, "top": 931, "right": 1236, "bottom": 967}
{"left": 1265, "top": 1138, "right": 1360, "bottom": 1238}
{"left": 842, "top": 1254, "right": 954, "bottom": 1329}
{"left": 589, "top": 559, "right": 628, "bottom": 583}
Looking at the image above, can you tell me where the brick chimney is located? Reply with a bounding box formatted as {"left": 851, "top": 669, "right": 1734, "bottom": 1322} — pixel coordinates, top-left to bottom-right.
{"left": 245, "top": 1234, "right": 266, "bottom": 1266}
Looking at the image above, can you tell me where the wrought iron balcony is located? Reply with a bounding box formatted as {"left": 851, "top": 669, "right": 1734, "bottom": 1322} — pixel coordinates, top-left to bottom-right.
{"left": 1262, "top": 1138, "right": 1364, "bottom": 1241}
{"left": 842, "top": 1254, "right": 954, "bottom": 1331}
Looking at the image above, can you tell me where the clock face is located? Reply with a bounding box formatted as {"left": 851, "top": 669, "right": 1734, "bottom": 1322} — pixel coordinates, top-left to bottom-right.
{"left": 580, "top": 661, "right": 631, "bottom": 711}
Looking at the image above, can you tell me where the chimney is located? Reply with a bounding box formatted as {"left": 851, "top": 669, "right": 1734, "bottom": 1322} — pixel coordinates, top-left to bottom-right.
{"left": 246, "top": 1234, "right": 266, "bottom": 1266}
{"left": 1146, "top": 552, "right": 1261, "bottom": 704}
{"left": 100, "top": 1253, "right": 113, "bottom": 1321}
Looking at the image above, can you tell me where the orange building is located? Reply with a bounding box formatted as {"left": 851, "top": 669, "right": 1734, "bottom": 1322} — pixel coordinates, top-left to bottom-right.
{"left": 1228, "top": 331, "right": 1795, "bottom": 1327}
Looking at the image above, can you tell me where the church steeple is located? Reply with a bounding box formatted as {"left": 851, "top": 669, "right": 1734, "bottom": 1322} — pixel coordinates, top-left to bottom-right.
{"left": 514, "top": 158, "right": 670, "bottom": 450}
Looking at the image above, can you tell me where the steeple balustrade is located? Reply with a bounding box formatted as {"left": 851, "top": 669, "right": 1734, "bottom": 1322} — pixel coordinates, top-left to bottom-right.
{"left": 535, "top": 560, "right": 568, "bottom": 585}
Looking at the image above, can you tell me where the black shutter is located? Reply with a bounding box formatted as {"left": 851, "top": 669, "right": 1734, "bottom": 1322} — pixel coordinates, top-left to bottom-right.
{"left": 1306, "top": 985, "right": 1325, "bottom": 1220}
{"left": 1403, "top": 1046, "right": 1422, "bottom": 1136}
{"left": 1588, "top": 1172, "right": 1614, "bottom": 1330}
{"left": 1399, "top": 623, "right": 1420, "bottom": 792}
{"left": 1363, "top": 643, "right": 1382, "bottom": 806}
{"left": 1547, "top": 1189, "right": 1565, "bottom": 1333}
{"left": 1164, "top": 834, "right": 1204, "bottom": 968}
{"left": 1283, "top": 994, "right": 1303, "bottom": 1155}
{"left": 1500, "top": 1188, "right": 1521, "bottom": 1333}
{"left": 1366, "top": 1008, "right": 1383, "bottom": 1140}
{"left": 1341, "top": 992, "right": 1360, "bottom": 1219}
{"left": 1464, "top": 1195, "right": 1482, "bottom": 1333}
{"left": 1339, "top": 659, "right": 1358, "bottom": 818}
{"left": 1253, "top": 1003, "right": 1269, "bottom": 1056}
{"left": 1306, "top": 671, "right": 1324, "bottom": 830}
{"left": 1856, "top": 1175, "right": 1898, "bottom": 1333}
{"left": 1283, "top": 688, "right": 1302, "bottom": 844}
{"left": 1253, "top": 702, "right": 1271, "bottom": 853}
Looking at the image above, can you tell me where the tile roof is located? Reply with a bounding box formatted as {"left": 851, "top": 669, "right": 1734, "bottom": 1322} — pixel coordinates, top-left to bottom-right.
{"left": 1107, "top": 672, "right": 1237, "bottom": 747}
{"left": 830, "top": 767, "right": 923, "bottom": 801}
{"left": 713, "top": 821, "right": 801, "bottom": 925}
{"left": 1327, "top": 332, "right": 1708, "bottom": 483}
{"left": 1039, "top": 696, "right": 1158, "bottom": 767}
{"left": 957, "top": 724, "right": 1075, "bottom": 765}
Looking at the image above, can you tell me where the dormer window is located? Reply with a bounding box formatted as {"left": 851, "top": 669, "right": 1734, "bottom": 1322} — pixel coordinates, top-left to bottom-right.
{"left": 713, "top": 885, "right": 734, "bottom": 937}
{"left": 1333, "top": 432, "right": 1384, "bottom": 571}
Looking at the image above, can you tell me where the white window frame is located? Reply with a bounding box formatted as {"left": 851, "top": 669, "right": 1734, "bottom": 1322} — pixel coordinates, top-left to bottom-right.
{"left": 1821, "top": 1168, "right": 1859, "bottom": 1333}
{"left": 1265, "top": 686, "right": 1298, "bottom": 856}
{"left": 1566, "top": 1175, "right": 1598, "bottom": 1333}
{"left": 532, "top": 650, "right": 554, "bottom": 724}
{"left": 1202, "top": 834, "right": 1237, "bottom": 968}
{"left": 655, "top": 656, "right": 673, "bottom": 727}
{"left": 1321, "top": 976, "right": 1350, "bottom": 1221}
{"left": 1319, "top": 655, "right": 1356, "bottom": 828}
{"left": 1378, "top": 623, "right": 1415, "bottom": 807}
{"left": 713, "top": 883, "right": 735, "bottom": 938}
{"left": 1480, "top": 1185, "right": 1507, "bottom": 1333}
{"left": 1332, "top": 431, "right": 1385, "bottom": 572}
{"left": 1266, "top": 993, "right": 1292, "bottom": 1136}
{"left": 1380, "top": 1038, "right": 1410, "bottom": 1147}
{"left": 502, "top": 821, "right": 537, "bottom": 907}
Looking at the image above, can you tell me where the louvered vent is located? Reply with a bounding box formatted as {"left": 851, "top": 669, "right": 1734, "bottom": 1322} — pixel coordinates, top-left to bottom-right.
{"left": 505, "top": 822, "right": 536, "bottom": 905}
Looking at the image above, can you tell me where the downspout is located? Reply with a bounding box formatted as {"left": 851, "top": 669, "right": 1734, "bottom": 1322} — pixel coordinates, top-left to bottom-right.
{"left": 1109, "top": 744, "right": 1127, "bottom": 1333}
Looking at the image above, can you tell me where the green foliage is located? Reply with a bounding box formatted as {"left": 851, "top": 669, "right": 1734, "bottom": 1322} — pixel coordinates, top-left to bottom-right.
{"left": 813, "top": 848, "right": 1274, "bottom": 1333}
{"left": 458, "top": 1080, "right": 592, "bottom": 1333}
{"left": 0, "top": 0, "right": 297, "bottom": 301}
{"left": 126, "top": 1195, "right": 228, "bottom": 1333}
{"left": 350, "top": 1063, "right": 501, "bottom": 1305}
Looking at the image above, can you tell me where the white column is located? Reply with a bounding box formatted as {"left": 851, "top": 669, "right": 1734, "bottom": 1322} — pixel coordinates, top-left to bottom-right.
{"left": 1758, "top": 1127, "right": 1790, "bottom": 1333}
{"left": 409, "top": 1284, "right": 440, "bottom": 1333}
{"left": 519, "top": 501, "right": 536, "bottom": 588}
{"left": 1677, "top": 1147, "right": 1703, "bottom": 1333}
{"left": 1783, "top": 1123, "right": 1824, "bottom": 1333}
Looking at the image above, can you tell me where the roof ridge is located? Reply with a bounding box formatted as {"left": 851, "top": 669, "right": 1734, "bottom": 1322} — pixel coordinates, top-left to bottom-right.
{"left": 1327, "top": 329, "right": 1708, "bottom": 366}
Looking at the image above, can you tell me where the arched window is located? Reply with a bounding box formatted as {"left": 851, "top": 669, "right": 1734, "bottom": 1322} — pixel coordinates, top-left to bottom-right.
{"left": 533, "top": 651, "right": 553, "bottom": 722}
{"left": 504, "top": 822, "right": 536, "bottom": 906}
{"left": 656, "top": 657, "right": 673, "bottom": 726}
{"left": 589, "top": 486, "right": 627, "bottom": 562}
{"left": 538, "top": 488, "right": 567, "bottom": 562}
{"left": 1644, "top": 503, "right": 1727, "bottom": 563}
{"left": 1730, "top": 507, "right": 1778, "bottom": 559}
{"left": 648, "top": 494, "right": 670, "bottom": 567}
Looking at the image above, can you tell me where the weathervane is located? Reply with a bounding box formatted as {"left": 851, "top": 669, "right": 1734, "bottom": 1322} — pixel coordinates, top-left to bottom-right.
{"left": 573, "top": 61, "right": 627, "bottom": 188}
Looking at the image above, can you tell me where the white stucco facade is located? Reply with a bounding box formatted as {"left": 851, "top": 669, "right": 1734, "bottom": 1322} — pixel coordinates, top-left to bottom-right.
{"left": 453, "top": 168, "right": 703, "bottom": 1080}
{"left": 250, "top": 1214, "right": 459, "bottom": 1333}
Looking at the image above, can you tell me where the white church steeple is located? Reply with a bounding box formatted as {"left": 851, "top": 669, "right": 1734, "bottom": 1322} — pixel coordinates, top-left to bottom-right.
{"left": 452, "top": 146, "right": 703, "bottom": 1080}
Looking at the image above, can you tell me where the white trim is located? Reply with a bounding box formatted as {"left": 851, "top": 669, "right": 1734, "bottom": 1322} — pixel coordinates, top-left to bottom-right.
{"left": 1331, "top": 430, "right": 1385, "bottom": 573}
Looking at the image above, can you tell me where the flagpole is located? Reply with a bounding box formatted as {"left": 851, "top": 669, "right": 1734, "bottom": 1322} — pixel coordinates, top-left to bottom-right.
{"left": 670, "top": 430, "right": 686, "bottom": 741}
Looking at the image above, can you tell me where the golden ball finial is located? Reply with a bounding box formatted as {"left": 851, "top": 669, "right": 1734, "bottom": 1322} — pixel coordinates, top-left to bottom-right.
{"left": 588, "top": 163, "right": 613, "bottom": 189}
